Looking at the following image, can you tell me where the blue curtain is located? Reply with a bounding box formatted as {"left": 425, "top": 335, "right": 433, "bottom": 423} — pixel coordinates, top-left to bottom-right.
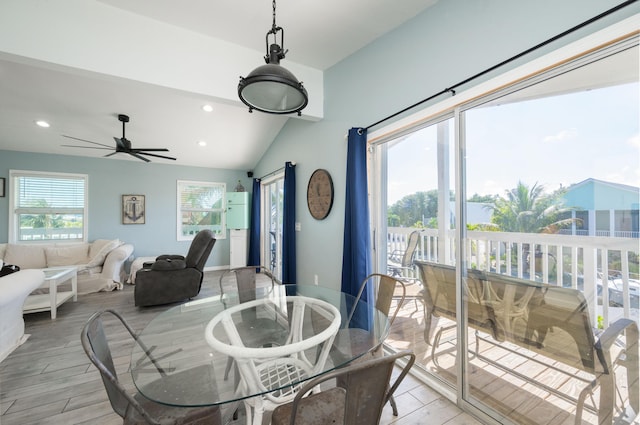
{"left": 341, "top": 128, "right": 372, "bottom": 303}
{"left": 282, "top": 162, "right": 296, "bottom": 284}
{"left": 248, "top": 178, "right": 261, "bottom": 267}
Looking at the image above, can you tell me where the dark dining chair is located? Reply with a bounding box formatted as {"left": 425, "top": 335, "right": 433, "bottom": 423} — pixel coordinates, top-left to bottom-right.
{"left": 134, "top": 229, "right": 216, "bottom": 307}
{"left": 271, "top": 350, "right": 416, "bottom": 425}
{"left": 218, "top": 265, "right": 285, "bottom": 380}
{"left": 80, "top": 309, "right": 222, "bottom": 425}
{"left": 330, "top": 273, "right": 406, "bottom": 416}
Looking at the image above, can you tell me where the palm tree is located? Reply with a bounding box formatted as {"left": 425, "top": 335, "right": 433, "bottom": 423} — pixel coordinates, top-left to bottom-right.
{"left": 489, "top": 181, "right": 576, "bottom": 233}
{"left": 489, "top": 181, "right": 581, "bottom": 279}
{"left": 20, "top": 199, "right": 64, "bottom": 230}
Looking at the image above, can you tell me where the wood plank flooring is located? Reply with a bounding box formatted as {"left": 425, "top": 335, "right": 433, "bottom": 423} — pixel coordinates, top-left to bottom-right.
{"left": 0, "top": 271, "right": 477, "bottom": 425}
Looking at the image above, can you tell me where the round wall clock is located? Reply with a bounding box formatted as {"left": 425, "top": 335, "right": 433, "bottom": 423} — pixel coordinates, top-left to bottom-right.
{"left": 307, "top": 169, "right": 334, "bottom": 220}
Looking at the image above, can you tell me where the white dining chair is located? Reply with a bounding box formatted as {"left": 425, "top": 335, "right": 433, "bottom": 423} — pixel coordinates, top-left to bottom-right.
{"left": 205, "top": 295, "right": 341, "bottom": 425}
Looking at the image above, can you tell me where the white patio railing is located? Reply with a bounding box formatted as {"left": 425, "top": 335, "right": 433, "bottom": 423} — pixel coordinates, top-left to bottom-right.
{"left": 19, "top": 227, "right": 84, "bottom": 240}
{"left": 387, "top": 227, "right": 640, "bottom": 327}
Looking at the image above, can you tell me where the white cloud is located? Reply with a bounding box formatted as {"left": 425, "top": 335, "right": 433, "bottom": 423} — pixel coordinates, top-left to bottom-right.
{"left": 627, "top": 133, "right": 640, "bottom": 148}
{"left": 543, "top": 128, "right": 578, "bottom": 143}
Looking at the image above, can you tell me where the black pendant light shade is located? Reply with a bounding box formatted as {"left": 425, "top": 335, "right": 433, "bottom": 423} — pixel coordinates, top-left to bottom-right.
{"left": 238, "top": 0, "right": 308, "bottom": 116}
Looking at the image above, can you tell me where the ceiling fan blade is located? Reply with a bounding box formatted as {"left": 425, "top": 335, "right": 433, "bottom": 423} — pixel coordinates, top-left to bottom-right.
{"left": 132, "top": 148, "right": 170, "bottom": 152}
{"left": 136, "top": 151, "right": 177, "bottom": 161}
{"left": 61, "top": 144, "right": 113, "bottom": 150}
{"left": 129, "top": 152, "right": 151, "bottom": 162}
{"left": 62, "top": 135, "right": 114, "bottom": 148}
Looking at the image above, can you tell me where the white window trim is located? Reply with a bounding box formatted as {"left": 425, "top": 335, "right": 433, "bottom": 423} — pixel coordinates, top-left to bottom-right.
{"left": 176, "top": 179, "right": 226, "bottom": 241}
{"left": 9, "top": 169, "right": 89, "bottom": 243}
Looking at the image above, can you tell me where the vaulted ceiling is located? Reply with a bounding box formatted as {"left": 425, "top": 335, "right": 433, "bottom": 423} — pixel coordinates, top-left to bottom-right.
{"left": 0, "top": 0, "right": 438, "bottom": 169}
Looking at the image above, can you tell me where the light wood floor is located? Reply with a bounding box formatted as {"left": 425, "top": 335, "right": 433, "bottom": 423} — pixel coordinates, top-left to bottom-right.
{"left": 0, "top": 271, "right": 480, "bottom": 425}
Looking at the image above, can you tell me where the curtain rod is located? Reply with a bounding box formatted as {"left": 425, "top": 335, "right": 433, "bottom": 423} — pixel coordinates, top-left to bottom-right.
{"left": 364, "top": 0, "right": 637, "bottom": 131}
{"left": 258, "top": 161, "right": 297, "bottom": 180}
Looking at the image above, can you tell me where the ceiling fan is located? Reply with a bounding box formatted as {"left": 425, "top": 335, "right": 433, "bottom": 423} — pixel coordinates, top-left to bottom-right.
{"left": 61, "top": 114, "right": 176, "bottom": 162}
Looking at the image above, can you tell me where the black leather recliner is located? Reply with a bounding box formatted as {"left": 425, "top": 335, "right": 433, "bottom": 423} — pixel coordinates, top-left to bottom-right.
{"left": 134, "top": 229, "right": 216, "bottom": 307}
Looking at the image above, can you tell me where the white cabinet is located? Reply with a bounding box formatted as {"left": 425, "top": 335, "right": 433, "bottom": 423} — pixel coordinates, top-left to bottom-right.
{"left": 230, "top": 229, "right": 248, "bottom": 268}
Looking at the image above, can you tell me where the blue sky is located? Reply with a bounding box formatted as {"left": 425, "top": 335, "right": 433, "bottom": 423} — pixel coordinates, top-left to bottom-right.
{"left": 388, "top": 82, "right": 639, "bottom": 205}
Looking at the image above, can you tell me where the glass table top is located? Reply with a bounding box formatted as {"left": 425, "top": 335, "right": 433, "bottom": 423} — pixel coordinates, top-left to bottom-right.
{"left": 130, "top": 284, "right": 389, "bottom": 407}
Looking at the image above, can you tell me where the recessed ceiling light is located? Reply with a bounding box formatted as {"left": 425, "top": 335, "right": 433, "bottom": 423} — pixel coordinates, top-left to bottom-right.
{"left": 197, "top": 140, "right": 207, "bottom": 147}
{"left": 202, "top": 105, "right": 213, "bottom": 112}
{"left": 35, "top": 120, "right": 50, "bottom": 128}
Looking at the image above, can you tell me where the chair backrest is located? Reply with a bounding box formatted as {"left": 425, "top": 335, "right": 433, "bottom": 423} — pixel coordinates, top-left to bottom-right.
{"left": 347, "top": 273, "right": 406, "bottom": 328}
{"left": 522, "top": 286, "right": 598, "bottom": 372}
{"left": 80, "top": 309, "right": 158, "bottom": 424}
{"left": 280, "top": 350, "right": 416, "bottom": 425}
{"left": 401, "top": 230, "right": 420, "bottom": 267}
{"left": 184, "top": 229, "right": 216, "bottom": 270}
{"left": 416, "top": 260, "right": 500, "bottom": 341}
{"left": 219, "top": 265, "right": 277, "bottom": 303}
{"left": 205, "top": 296, "right": 341, "bottom": 406}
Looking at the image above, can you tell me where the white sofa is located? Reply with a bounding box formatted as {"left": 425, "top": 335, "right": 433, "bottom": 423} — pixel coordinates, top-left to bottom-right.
{"left": 0, "top": 269, "right": 45, "bottom": 362}
{"left": 0, "top": 239, "right": 134, "bottom": 294}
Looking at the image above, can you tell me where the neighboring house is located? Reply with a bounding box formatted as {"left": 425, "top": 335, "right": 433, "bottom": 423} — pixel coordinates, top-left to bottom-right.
{"left": 561, "top": 178, "right": 640, "bottom": 237}
{"left": 465, "top": 202, "right": 493, "bottom": 226}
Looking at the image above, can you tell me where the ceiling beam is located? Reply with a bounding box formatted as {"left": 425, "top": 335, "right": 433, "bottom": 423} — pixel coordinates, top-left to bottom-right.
{"left": 0, "top": 0, "right": 324, "bottom": 120}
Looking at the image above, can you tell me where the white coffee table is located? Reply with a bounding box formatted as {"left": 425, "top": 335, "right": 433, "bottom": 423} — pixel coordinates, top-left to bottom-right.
{"left": 23, "top": 267, "right": 78, "bottom": 319}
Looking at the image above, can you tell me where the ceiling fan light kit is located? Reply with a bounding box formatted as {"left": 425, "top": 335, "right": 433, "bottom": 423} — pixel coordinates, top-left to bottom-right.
{"left": 238, "top": 0, "right": 308, "bottom": 116}
{"left": 61, "top": 114, "right": 176, "bottom": 163}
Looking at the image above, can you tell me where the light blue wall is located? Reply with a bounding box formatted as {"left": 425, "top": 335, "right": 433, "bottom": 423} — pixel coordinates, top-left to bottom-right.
{"left": 253, "top": 0, "right": 639, "bottom": 288}
{"left": 0, "top": 150, "right": 251, "bottom": 267}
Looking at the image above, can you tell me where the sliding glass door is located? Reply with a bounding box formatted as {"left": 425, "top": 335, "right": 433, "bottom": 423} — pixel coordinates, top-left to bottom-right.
{"left": 261, "top": 175, "right": 284, "bottom": 281}
{"left": 373, "top": 34, "right": 639, "bottom": 424}
{"left": 460, "top": 40, "right": 638, "bottom": 423}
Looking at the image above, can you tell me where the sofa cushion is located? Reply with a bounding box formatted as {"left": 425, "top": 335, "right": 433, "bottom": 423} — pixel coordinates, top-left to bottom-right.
{"left": 45, "top": 244, "right": 90, "bottom": 267}
{"left": 0, "top": 244, "right": 6, "bottom": 261}
{"left": 87, "top": 239, "right": 122, "bottom": 268}
{"left": 3, "top": 244, "right": 47, "bottom": 269}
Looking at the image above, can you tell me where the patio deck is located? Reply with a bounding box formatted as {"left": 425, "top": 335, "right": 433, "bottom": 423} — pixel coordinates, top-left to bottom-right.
{"left": 385, "top": 294, "right": 639, "bottom": 425}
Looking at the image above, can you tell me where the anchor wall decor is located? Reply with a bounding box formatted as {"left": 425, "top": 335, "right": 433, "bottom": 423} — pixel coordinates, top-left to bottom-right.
{"left": 122, "top": 194, "right": 145, "bottom": 224}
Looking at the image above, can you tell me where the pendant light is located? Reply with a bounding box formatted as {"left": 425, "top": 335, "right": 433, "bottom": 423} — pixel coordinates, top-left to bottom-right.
{"left": 238, "top": 0, "right": 308, "bottom": 116}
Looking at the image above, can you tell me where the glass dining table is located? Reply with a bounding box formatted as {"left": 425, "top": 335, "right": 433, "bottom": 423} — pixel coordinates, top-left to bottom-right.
{"left": 129, "top": 283, "right": 389, "bottom": 416}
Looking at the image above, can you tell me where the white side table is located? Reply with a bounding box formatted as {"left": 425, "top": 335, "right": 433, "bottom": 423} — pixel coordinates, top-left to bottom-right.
{"left": 23, "top": 267, "right": 78, "bottom": 319}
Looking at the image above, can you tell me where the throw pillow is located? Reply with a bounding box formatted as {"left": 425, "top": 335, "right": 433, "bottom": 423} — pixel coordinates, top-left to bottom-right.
{"left": 89, "top": 239, "right": 118, "bottom": 258}
{"left": 4, "top": 244, "right": 47, "bottom": 269}
{"left": 86, "top": 239, "right": 122, "bottom": 268}
{"left": 45, "top": 244, "right": 90, "bottom": 267}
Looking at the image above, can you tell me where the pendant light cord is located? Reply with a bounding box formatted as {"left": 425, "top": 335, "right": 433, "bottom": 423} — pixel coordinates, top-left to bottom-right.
{"left": 272, "top": 0, "right": 277, "bottom": 32}
{"left": 364, "top": 0, "right": 638, "bottom": 131}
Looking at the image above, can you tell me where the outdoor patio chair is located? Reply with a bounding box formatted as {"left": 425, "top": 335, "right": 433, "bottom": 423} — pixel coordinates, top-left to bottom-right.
{"left": 271, "top": 350, "right": 416, "bottom": 425}
{"left": 387, "top": 230, "right": 420, "bottom": 282}
{"left": 387, "top": 230, "right": 423, "bottom": 311}
{"left": 80, "top": 309, "right": 222, "bottom": 425}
